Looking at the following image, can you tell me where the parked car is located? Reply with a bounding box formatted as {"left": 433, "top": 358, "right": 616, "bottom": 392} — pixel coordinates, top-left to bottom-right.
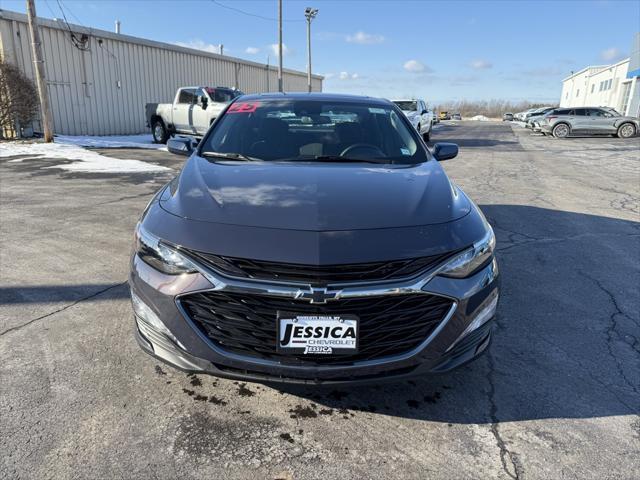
{"left": 392, "top": 99, "right": 433, "bottom": 141}
{"left": 146, "top": 86, "right": 243, "bottom": 143}
{"left": 540, "top": 107, "right": 639, "bottom": 138}
{"left": 432, "top": 111, "right": 439, "bottom": 124}
{"left": 525, "top": 107, "right": 556, "bottom": 128}
{"left": 439, "top": 111, "right": 451, "bottom": 120}
{"left": 502, "top": 113, "right": 514, "bottom": 121}
{"left": 452, "top": 113, "right": 462, "bottom": 120}
{"left": 515, "top": 109, "right": 536, "bottom": 122}
{"left": 130, "top": 93, "right": 499, "bottom": 384}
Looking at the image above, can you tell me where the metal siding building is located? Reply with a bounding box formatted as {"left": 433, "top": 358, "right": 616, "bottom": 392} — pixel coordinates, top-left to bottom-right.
{"left": 559, "top": 33, "right": 640, "bottom": 117}
{"left": 0, "top": 9, "right": 322, "bottom": 136}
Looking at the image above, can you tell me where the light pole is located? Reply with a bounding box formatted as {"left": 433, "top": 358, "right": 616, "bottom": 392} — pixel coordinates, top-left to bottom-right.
{"left": 277, "top": 0, "right": 283, "bottom": 92}
{"left": 304, "top": 7, "right": 318, "bottom": 93}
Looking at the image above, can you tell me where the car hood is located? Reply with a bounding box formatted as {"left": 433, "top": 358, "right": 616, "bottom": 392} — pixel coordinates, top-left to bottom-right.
{"left": 159, "top": 155, "right": 471, "bottom": 231}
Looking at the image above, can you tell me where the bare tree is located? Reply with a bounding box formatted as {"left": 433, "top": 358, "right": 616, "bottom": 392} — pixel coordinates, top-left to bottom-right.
{"left": 0, "top": 58, "right": 39, "bottom": 139}
{"left": 434, "top": 99, "right": 551, "bottom": 118}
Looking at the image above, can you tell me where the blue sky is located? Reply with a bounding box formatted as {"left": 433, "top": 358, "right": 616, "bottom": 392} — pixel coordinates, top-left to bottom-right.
{"left": 4, "top": 0, "right": 639, "bottom": 103}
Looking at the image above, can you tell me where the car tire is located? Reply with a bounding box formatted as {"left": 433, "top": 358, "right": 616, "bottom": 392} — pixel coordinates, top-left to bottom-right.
{"left": 152, "top": 119, "right": 169, "bottom": 144}
{"left": 552, "top": 123, "right": 570, "bottom": 139}
{"left": 423, "top": 130, "right": 430, "bottom": 142}
{"left": 616, "top": 123, "right": 636, "bottom": 139}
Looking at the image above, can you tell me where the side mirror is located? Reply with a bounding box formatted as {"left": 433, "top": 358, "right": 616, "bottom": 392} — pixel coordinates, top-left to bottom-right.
{"left": 433, "top": 142, "right": 458, "bottom": 161}
{"left": 167, "top": 137, "right": 196, "bottom": 156}
{"left": 199, "top": 95, "right": 208, "bottom": 109}
{"left": 421, "top": 109, "right": 428, "bottom": 115}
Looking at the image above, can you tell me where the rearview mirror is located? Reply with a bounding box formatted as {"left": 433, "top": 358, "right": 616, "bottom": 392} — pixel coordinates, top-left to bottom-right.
{"left": 433, "top": 142, "right": 458, "bottom": 161}
{"left": 198, "top": 95, "right": 208, "bottom": 109}
{"left": 167, "top": 137, "right": 196, "bottom": 156}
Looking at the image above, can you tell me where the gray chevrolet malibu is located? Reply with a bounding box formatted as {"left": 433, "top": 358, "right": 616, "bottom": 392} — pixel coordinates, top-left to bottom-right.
{"left": 129, "top": 93, "right": 499, "bottom": 385}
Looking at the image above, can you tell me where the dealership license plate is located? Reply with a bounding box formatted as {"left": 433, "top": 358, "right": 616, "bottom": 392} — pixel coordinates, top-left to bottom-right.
{"left": 277, "top": 313, "right": 358, "bottom": 355}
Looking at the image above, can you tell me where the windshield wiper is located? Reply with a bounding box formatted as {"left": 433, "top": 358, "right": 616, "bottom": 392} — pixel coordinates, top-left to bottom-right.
{"left": 307, "top": 155, "right": 388, "bottom": 164}
{"left": 201, "top": 151, "right": 263, "bottom": 162}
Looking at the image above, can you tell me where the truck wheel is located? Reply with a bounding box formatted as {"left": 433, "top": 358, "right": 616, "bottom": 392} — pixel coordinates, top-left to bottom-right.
{"left": 152, "top": 120, "right": 169, "bottom": 144}
{"left": 552, "top": 123, "right": 570, "bottom": 138}
{"left": 616, "top": 123, "right": 636, "bottom": 138}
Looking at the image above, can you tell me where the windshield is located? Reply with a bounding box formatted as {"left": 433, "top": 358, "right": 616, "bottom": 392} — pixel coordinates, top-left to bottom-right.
{"left": 393, "top": 101, "right": 417, "bottom": 111}
{"left": 200, "top": 99, "right": 428, "bottom": 164}
{"left": 205, "top": 88, "right": 241, "bottom": 103}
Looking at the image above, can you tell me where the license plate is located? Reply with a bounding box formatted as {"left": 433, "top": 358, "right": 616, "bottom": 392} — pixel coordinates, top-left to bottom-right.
{"left": 277, "top": 313, "right": 358, "bottom": 355}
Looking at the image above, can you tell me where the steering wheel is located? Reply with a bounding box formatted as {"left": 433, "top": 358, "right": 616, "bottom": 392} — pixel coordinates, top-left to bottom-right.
{"left": 340, "top": 143, "right": 385, "bottom": 158}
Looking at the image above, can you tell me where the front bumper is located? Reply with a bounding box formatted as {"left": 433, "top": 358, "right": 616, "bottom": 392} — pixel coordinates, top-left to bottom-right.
{"left": 129, "top": 252, "right": 499, "bottom": 385}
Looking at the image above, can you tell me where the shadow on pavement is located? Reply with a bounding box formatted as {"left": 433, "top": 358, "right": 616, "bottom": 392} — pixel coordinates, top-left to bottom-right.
{"left": 0, "top": 283, "right": 130, "bottom": 305}
{"left": 271, "top": 205, "right": 640, "bottom": 424}
{"left": 4, "top": 206, "right": 638, "bottom": 424}
{"left": 434, "top": 137, "right": 523, "bottom": 149}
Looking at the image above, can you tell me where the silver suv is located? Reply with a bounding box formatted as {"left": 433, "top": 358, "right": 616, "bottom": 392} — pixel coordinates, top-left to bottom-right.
{"left": 540, "top": 107, "right": 638, "bottom": 139}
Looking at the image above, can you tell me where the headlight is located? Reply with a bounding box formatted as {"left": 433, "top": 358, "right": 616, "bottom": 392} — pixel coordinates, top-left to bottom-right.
{"left": 438, "top": 227, "right": 495, "bottom": 278}
{"left": 135, "top": 224, "right": 198, "bottom": 275}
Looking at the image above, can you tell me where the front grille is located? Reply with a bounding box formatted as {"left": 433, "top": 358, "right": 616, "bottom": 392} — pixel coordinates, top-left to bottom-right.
{"left": 183, "top": 251, "right": 454, "bottom": 285}
{"left": 180, "top": 291, "right": 454, "bottom": 365}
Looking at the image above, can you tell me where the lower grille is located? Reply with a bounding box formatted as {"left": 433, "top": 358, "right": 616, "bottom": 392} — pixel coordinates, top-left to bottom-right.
{"left": 180, "top": 291, "right": 454, "bottom": 366}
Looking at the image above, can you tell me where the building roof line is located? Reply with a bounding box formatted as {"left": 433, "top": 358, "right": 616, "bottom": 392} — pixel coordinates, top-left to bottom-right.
{"left": 562, "top": 59, "right": 631, "bottom": 81}
{"left": 0, "top": 9, "right": 323, "bottom": 80}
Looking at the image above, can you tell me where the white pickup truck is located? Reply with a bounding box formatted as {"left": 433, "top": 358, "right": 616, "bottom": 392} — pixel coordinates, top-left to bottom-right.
{"left": 391, "top": 99, "right": 434, "bottom": 142}
{"left": 145, "top": 86, "right": 242, "bottom": 143}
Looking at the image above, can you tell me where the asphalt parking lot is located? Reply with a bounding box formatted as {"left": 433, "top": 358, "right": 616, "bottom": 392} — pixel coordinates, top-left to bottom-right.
{"left": 1, "top": 121, "right": 639, "bottom": 479}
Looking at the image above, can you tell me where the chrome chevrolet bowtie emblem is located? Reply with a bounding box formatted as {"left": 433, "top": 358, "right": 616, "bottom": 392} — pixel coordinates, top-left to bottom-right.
{"left": 296, "top": 287, "right": 340, "bottom": 304}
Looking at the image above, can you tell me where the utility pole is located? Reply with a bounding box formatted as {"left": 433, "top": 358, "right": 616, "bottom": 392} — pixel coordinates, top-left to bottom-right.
{"left": 266, "top": 55, "right": 270, "bottom": 92}
{"left": 277, "top": 0, "right": 283, "bottom": 92}
{"left": 26, "top": 0, "right": 53, "bottom": 142}
{"left": 304, "top": 7, "right": 318, "bottom": 93}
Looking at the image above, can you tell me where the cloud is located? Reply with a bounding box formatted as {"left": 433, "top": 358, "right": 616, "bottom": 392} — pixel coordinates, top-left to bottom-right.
{"left": 174, "top": 40, "right": 222, "bottom": 54}
{"left": 403, "top": 60, "right": 431, "bottom": 73}
{"left": 245, "top": 47, "right": 259, "bottom": 55}
{"left": 338, "top": 71, "right": 359, "bottom": 80}
{"left": 469, "top": 59, "right": 493, "bottom": 70}
{"left": 600, "top": 47, "right": 624, "bottom": 62}
{"left": 269, "top": 43, "right": 292, "bottom": 57}
{"left": 345, "top": 31, "right": 385, "bottom": 45}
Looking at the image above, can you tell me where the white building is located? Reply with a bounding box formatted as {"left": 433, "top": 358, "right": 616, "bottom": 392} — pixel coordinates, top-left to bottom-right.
{"left": 560, "top": 33, "right": 640, "bottom": 117}
{"left": 0, "top": 9, "right": 322, "bottom": 136}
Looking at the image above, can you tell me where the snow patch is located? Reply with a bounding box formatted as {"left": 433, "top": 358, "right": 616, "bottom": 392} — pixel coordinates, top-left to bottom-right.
{"left": 469, "top": 115, "right": 490, "bottom": 122}
{"left": 55, "top": 134, "right": 165, "bottom": 150}
{"left": 0, "top": 141, "right": 171, "bottom": 173}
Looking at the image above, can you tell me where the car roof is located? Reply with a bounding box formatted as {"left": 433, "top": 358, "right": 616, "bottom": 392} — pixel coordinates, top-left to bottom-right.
{"left": 237, "top": 92, "right": 393, "bottom": 106}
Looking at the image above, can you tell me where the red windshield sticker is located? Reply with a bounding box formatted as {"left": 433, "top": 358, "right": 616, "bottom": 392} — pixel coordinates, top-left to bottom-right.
{"left": 227, "top": 102, "right": 260, "bottom": 114}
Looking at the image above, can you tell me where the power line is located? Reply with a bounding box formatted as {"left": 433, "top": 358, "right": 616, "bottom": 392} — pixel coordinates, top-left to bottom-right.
{"left": 211, "top": 0, "right": 304, "bottom": 23}
{"left": 54, "top": 0, "right": 90, "bottom": 51}
{"left": 57, "top": 0, "right": 87, "bottom": 28}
